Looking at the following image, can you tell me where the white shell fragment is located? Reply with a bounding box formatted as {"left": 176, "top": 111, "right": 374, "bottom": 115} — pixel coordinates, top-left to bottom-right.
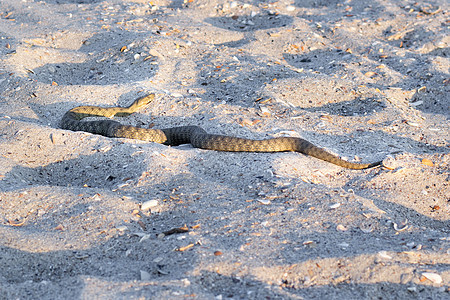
{"left": 286, "top": 5, "right": 296, "bottom": 11}
{"left": 406, "top": 121, "right": 419, "bottom": 127}
{"left": 337, "top": 242, "right": 349, "bottom": 248}
{"left": 257, "top": 199, "right": 271, "bottom": 205}
{"left": 116, "top": 225, "right": 129, "bottom": 232}
{"left": 260, "top": 106, "right": 271, "bottom": 116}
{"left": 139, "top": 234, "right": 151, "bottom": 243}
{"left": 422, "top": 272, "right": 442, "bottom": 284}
{"left": 141, "top": 200, "right": 158, "bottom": 210}
{"left": 329, "top": 203, "right": 341, "bottom": 209}
{"left": 378, "top": 251, "right": 393, "bottom": 259}
{"left": 171, "top": 92, "right": 183, "bottom": 98}
{"left": 393, "top": 219, "right": 409, "bottom": 232}
{"left": 409, "top": 101, "right": 423, "bottom": 106}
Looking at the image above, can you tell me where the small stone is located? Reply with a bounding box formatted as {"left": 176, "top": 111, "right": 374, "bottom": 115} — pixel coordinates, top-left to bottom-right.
{"left": 140, "top": 270, "right": 151, "bottom": 281}
{"left": 141, "top": 200, "right": 158, "bottom": 210}
{"left": 286, "top": 5, "right": 295, "bottom": 11}
{"left": 182, "top": 278, "right": 190, "bottom": 286}
{"left": 336, "top": 224, "right": 347, "bottom": 231}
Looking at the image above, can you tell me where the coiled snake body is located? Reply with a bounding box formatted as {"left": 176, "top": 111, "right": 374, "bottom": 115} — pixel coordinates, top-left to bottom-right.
{"left": 60, "top": 94, "right": 382, "bottom": 169}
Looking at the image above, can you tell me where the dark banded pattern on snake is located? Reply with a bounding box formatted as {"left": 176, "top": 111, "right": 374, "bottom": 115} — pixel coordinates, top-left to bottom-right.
{"left": 60, "top": 94, "right": 382, "bottom": 169}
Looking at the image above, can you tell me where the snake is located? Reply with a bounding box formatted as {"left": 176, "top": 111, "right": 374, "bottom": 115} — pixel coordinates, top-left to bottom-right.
{"left": 60, "top": 94, "right": 382, "bottom": 169}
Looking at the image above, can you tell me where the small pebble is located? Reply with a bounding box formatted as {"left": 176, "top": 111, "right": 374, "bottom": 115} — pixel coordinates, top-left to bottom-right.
{"left": 182, "top": 278, "right": 190, "bottom": 286}
{"left": 393, "top": 220, "right": 409, "bottom": 232}
{"left": 140, "top": 270, "right": 151, "bottom": 281}
{"left": 141, "top": 200, "right": 158, "bottom": 210}
{"left": 336, "top": 224, "right": 347, "bottom": 231}
{"left": 286, "top": 5, "right": 295, "bottom": 11}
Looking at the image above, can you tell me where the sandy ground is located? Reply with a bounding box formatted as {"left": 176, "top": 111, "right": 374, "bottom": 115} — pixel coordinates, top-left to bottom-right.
{"left": 0, "top": 0, "right": 449, "bottom": 299}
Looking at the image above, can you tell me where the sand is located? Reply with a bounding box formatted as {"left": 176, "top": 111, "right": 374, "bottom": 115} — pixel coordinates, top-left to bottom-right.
{"left": 0, "top": 0, "right": 449, "bottom": 299}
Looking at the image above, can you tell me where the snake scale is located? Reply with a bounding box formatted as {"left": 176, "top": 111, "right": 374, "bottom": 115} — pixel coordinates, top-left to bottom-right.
{"left": 60, "top": 94, "right": 382, "bottom": 169}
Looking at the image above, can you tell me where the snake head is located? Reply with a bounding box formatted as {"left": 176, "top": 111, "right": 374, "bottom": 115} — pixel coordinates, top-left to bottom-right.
{"left": 137, "top": 94, "right": 155, "bottom": 107}
{"left": 128, "top": 94, "right": 155, "bottom": 111}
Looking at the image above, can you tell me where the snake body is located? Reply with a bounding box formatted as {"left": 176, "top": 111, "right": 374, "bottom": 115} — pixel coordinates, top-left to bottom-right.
{"left": 60, "top": 94, "right": 382, "bottom": 169}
